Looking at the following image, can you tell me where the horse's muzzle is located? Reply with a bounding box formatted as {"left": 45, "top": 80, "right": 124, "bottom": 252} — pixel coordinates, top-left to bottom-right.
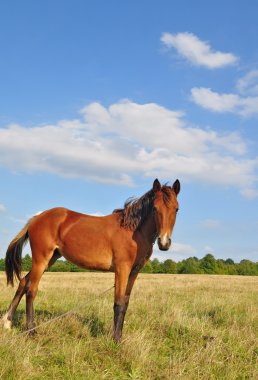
{"left": 157, "top": 237, "right": 171, "bottom": 251}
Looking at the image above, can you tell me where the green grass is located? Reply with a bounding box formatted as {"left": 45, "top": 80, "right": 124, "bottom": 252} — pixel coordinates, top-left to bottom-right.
{"left": 0, "top": 273, "right": 257, "bottom": 379}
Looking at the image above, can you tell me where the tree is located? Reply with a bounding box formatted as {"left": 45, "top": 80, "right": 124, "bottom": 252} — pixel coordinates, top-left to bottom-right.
{"left": 200, "top": 254, "right": 218, "bottom": 274}
{"left": 237, "top": 260, "right": 258, "bottom": 276}
{"left": 1, "top": 252, "right": 257, "bottom": 276}
{"left": 216, "top": 259, "right": 227, "bottom": 274}
{"left": 227, "top": 264, "right": 238, "bottom": 275}
{"left": 225, "top": 258, "right": 235, "bottom": 265}
{"left": 178, "top": 257, "right": 202, "bottom": 274}
{"left": 49, "top": 261, "right": 70, "bottom": 272}
{"left": 22, "top": 254, "right": 32, "bottom": 271}
{"left": 70, "top": 262, "right": 82, "bottom": 272}
{"left": 141, "top": 260, "right": 153, "bottom": 273}
{"left": 151, "top": 258, "right": 164, "bottom": 273}
{"left": 0, "top": 258, "right": 5, "bottom": 271}
{"left": 163, "top": 259, "right": 177, "bottom": 274}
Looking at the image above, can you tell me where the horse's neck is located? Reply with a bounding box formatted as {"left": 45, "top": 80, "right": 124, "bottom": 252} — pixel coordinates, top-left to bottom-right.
{"left": 140, "top": 212, "right": 157, "bottom": 245}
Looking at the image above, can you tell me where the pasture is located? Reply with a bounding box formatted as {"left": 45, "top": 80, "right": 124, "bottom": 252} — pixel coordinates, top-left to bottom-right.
{"left": 0, "top": 272, "right": 257, "bottom": 379}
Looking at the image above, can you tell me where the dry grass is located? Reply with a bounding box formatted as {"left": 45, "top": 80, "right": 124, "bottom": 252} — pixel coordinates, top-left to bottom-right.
{"left": 0, "top": 272, "right": 257, "bottom": 379}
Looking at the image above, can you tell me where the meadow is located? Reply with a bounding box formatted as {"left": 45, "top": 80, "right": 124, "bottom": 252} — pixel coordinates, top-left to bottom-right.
{"left": 0, "top": 272, "right": 257, "bottom": 379}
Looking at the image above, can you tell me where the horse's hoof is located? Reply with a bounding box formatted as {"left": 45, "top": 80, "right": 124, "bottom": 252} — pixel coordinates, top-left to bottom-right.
{"left": 2, "top": 314, "right": 12, "bottom": 330}
{"left": 27, "top": 327, "right": 37, "bottom": 337}
{"left": 113, "top": 334, "right": 122, "bottom": 344}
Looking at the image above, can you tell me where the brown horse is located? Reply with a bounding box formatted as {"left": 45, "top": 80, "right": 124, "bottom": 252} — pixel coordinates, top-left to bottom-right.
{"left": 2, "top": 178, "right": 180, "bottom": 342}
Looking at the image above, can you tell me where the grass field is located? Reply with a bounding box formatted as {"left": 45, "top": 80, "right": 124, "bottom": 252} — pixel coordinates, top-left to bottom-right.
{"left": 0, "top": 272, "right": 257, "bottom": 379}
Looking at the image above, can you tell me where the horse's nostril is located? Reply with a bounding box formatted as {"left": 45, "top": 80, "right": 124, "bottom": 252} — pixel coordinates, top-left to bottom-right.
{"left": 157, "top": 236, "right": 172, "bottom": 251}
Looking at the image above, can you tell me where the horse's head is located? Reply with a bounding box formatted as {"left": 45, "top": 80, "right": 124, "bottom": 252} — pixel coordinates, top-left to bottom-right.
{"left": 153, "top": 178, "right": 180, "bottom": 251}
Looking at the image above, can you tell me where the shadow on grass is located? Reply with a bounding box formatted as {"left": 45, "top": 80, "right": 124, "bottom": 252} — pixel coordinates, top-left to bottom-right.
{"left": 2, "top": 309, "right": 106, "bottom": 338}
{"left": 80, "top": 314, "right": 106, "bottom": 337}
{"left": 5, "top": 309, "right": 60, "bottom": 329}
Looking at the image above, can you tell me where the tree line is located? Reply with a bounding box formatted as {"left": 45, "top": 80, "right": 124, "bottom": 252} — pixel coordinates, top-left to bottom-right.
{"left": 0, "top": 253, "right": 257, "bottom": 276}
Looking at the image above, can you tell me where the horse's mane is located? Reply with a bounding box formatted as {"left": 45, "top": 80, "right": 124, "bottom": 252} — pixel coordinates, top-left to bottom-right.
{"left": 113, "top": 185, "right": 172, "bottom": 231}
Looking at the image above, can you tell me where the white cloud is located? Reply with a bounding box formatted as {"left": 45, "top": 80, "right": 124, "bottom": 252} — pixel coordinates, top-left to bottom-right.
{"left": 191, "top": 87, "right": 239, "bottom": 112}
{"left": 0, "top": 100, "right": 257, "bottom": 196}
{"left": 236, "top": 70, "right": 258, "bottom": 95}
{"left": 89, "top": 212, "right": 105, "bottom": 217}
{"left": 173, "top": 242, "right": 197, "bottom": 255}
{"left": 8, "top": 215, "right": 27, "bottom": 224}
{"left": 204, "top": 245, "right": 214, "bottom": 254}
{"left": 201, "top": 219, "right": 221, "bottom": 230}
{"left": 240, "top": 188, "right": 258, "bottom": 200}
{"left": 0, "top": 204, "right": 6, "bottom": 213}
{"left": 161, "top": 32, "right": 238, "bottom": 69}
{"left": 153, "top": 241, "right": 197, "bottom": 262}
{"left": 191, "top": 87, "right": 258, "bottom": 117}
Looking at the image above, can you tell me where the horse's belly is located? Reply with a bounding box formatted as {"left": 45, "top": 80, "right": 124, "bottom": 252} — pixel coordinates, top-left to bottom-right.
{"left": 59, "top": 233, "right": 113, "bottom": 271}
{"left": 60, "top": 245, "right": 113, "bottom": 271}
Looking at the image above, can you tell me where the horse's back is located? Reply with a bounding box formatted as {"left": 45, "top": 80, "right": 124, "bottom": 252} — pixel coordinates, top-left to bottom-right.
{"left": 27, "top": 207, "right": 137, "bottom": 271}
{"left": 28, "top": 207, "right": 120, "bottom": 270}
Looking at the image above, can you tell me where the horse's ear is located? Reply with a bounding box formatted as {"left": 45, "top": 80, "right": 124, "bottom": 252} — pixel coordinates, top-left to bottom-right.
{"left": 153, "top": 178, "right": 161, "bottom": 193}
{"left": 172, "top": 179, "right": 180, "bottom": 195}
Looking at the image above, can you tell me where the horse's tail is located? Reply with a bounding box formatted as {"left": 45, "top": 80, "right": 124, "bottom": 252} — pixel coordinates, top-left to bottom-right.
{"left": 5, "top": 220, "right": 31, "bottom": 286}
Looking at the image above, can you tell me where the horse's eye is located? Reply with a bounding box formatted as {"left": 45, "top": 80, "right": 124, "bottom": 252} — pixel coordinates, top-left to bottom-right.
{"left": 176, "top": 208, "right": 179, "bottom": 213}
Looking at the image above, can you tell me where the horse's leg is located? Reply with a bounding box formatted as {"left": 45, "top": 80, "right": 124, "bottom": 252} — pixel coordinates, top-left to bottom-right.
{"left": 2, "top": 250, "right": 61, "bottom": 330}
{"left": 114, "top": 266, "right": 142, "bottom": 340}
{"left": 124, "top": 267, "right": 141, "bottom": 315}
{"left": 113, "top": 265, "right": 131, "bottom": 342}
{"left": 113, "top": 260, "right": 145, "bottom": 342}
{"left": 26, "top": 249, "right": 55, "bottom": 333}
{"left": 25, "top": 263, "right": 46, "bottom": 333}
{"left": 2, "top": 272, "right": 31, "bottom": 330}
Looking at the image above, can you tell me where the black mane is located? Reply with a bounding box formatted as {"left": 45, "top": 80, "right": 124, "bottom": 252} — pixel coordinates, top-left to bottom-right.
{"left": 113, "top": 185, "right": 172, "bottom": 230}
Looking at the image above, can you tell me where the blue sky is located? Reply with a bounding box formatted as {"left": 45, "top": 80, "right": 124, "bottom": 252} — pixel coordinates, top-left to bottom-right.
{"left": 0, "top": 0, "right": 257, "bottom": 262}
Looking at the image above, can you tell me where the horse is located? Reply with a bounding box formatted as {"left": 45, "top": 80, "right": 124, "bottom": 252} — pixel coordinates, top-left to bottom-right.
{"left": 2, "top": 178, "right": 180, "bottom": 342}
